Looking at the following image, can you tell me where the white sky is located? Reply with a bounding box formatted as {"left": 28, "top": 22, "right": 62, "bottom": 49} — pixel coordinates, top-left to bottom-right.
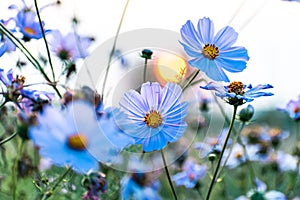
{"left": 1, "top": 0, "right": 300, "bottom": 109}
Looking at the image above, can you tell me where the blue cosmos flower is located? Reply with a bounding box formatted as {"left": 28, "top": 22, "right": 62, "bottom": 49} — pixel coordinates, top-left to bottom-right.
{"left": 200, "top": 81, "right": 274, "bottom": 106}
{"left": 29, "top": 101, "right": 119, "bottom": 174}
{"left": 118, "top": 82, "right": 188, "bottom": 152}
{"left": 121, "top": 173, "right": 161, "bottom": 200}
{"left": 172, "top": 159, "right": 206, "bottom": 188}
{"left": 278, "top": 96, "right": 300, "bottom": 120}
{"left": 180, "top": 17, "right": 249, "bottom": 82}
{"left": 15, "top": 11, "right": 50, "bottom": 41}
{"left": 48, "top": 30, "right": 93, "bottom": 62}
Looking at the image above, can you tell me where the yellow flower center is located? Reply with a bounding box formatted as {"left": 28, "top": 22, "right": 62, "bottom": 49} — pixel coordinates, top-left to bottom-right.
{"left": 227, "top": 81, "right": 245, "bottom": 95}
{"left": 144, "top": 110, "right": 163, "bottom": 128}
{"left": 202, "top": 44, "right": 219, "bottom": 60}
{"left": 67, "top": 133, "right": 88, "bottom": 150}
{"left": 24, "top": 27, "right": 37, "bottom": 35}
{"left": 235, "top": 151, "right": 243, "bottom": 159}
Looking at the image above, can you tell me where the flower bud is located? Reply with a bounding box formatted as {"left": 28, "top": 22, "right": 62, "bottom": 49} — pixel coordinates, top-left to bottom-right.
{"left": 239, "top": 104, "right": 254, "bottom": 122}
{"left": 140, "top": 49, "right": 153, "bottom": 60}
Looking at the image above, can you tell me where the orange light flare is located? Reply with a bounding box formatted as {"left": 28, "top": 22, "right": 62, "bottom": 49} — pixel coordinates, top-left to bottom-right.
{"left": 153, "top": 52, "right": 188, "bottom": 86}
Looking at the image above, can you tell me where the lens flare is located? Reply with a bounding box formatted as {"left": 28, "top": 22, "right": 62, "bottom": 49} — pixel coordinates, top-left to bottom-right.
{"left": 154, "top": 52, "right": 187, "bottom": 84}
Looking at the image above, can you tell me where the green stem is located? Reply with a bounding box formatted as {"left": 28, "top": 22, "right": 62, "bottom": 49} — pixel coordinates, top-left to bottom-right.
{"left": 161, "top": 149, "right": 177, "bottom": 200}
{"left": 0, "top": 132, "right": 17, "bottom": 146}
{"left": 41, "top": 167, "right": 72, "bottom": 200}
{"left": 217, "top": 122, "right": 245, "bottom": 177}
{"left": 206, "top": 105, "right": 238, "bottom": 200}
{"left": 101, "top": 0, "right": 130, "bottom": 101}
{"left": 34, "top": 0, "right": 56, "bottom": 81}
{"left": 12, "top": 140, "right": 25, "bottom": 200}
{"left": 143, "top": 58, "right": 148, "bottom": 83}
{"left": 212, "top": 92, "right": 257, "bottom": 186}
{"left": 182, "top": 69, "right": 200, "bottom": 92}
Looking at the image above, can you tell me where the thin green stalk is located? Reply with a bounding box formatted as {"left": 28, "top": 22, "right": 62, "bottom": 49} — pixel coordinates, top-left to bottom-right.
{"left": 217, "top": 122, "right": 245, "bottom": 175}
{"left": 143, "top": 58, "right": 148, "bottom": 82}
{"left": 206, "top": 105, "right": 238, "bottom": 200}
{"left": 182, "top": 69, "right": 200, "bottom": 92}
{"left": 34, "top": 0, "right": 56, "bottom": 81}
{"left": 161, "top": 149, "right": 177, "bottom": 200}
{"left": 41, "top": 167, "right": 72, "bottom": 200}
{"left": 101, "top": 0, "right": 130, "bottom": 101}
{"left": 0, "top": 132, "right": 17, "bottom": 146}
{"left": 213, "top": 96, "right": 256, "bottom": 186}
{"left": 12, "top": 139, "right": 25, "bottom": 200}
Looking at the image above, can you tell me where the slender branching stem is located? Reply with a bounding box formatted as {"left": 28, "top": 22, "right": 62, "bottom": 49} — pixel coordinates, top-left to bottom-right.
{"left": 206, "top": 105, "right": 238, "bottom": 200}
{"left": 161, "top": 149, "right": 178, "bottom": 200}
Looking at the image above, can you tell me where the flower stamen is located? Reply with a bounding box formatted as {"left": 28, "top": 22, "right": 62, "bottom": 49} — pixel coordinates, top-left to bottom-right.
{"left": 227, "top": 81, "right": 245, "bottom": 95}
{"left": 67, "top": 133, "right": 88, "bottom": 150}
{"left": 144, "top": 110, "right": 163, "bottom": 128}
{"left": 202, "top": 44, "right": 219, "bottom": 60}
{"left": 24, "top": 27, "right": 37, "bottom": 35}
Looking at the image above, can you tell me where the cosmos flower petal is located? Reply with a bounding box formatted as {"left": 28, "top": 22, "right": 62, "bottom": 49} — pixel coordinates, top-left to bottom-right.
{"left": 120, "top": 90, "right": 148, "bottom": 117}
{"left": 246, "top": 84, "right": 274, "bottom": 94}
{"left": 180, "top": 20, "right": 203, "bottom": 49}
{"left": 179, "top": 41, "right": 202, "bottom": 57}
{"left": 142, "top": 130, "right": 168, "bottom": 152}
{"left": 213, "top": 26, "right": 238, "bottom": 49}
{"left": 200, "top": 82, "right": 226, "bottom": 97}
{"left": 197, "top": 17, "right": 214, "bottom": 45}
{"left": 141, "top": 82, "right": 162, "bottom": 110}
{"left": 161, "top": 123, "right": 187, "bottom": 142}
{"left": 215, "top": 58, "right": 247, "bottom": 73}
{"left": 159, "top": 82, "right": 183, "bottom": 114}
{"left": 0, "top": 42, "right": 8, "bottom": 57}
{"left": 163, "top": 102, "right": 188, "bottom": 123}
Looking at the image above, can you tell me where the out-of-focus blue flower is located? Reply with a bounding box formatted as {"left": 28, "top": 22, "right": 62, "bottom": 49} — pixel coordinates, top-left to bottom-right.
{"left": 0, "top": 19, "right": 17, "bottom": 56}
{"left": 121, "top": 173, "right": 161, "bottom": 200}
{"left": 29, "top": 101, "right": 119, "bottom": 174}
{"left": 118, "top": 82, "right": 188, "bottom": 152}
{"left": 15, "top": 11, "right": 50, "bottom": 41}
{"left": 0, "top": 68, "right": 54, "bottom": 111}
{"left": 194, "top": 128, "right": 231, "bottom": 159}
{"left": 236, "top": 179, "right": 287, "bottom": 200}
{"left": 264, "top": 190, "right": 287, "bottom": 200}
{"left": 224, "top": 143, "right": 246, "bottom": 169}
{"left": 97, "top": 107, "right": 135, "bottom": 151}
{"left": 48, "top": 30, "right": 93, "bottom": 62}
{"left": 283, "top": 0, "right": 300, "bottom": 2}
{"left": 172, "top": 159, "right": 206, "bottom": 188}
{"left": 200, "top": 81, "right": 274, "bottom": 106}
{"left": 0, "top": 33, "right": 16, "bottom": 57}
{"left": 278, "top": 96, "right": 300, "bottom": 120}
{"left": 180, "top": 17, "right": 249, "bottom": 82}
